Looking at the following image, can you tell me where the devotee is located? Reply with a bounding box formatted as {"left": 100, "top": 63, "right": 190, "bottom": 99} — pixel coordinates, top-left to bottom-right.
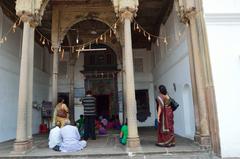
{"left": 101, "top": 117, "right": 108, "bottom": 127}
{"left": 60, "top": 119, "right": 87, "bottom": 152}
{"left": 48, "top": 121, "right": 62, "bottom": 151}
{"left": 53, "top": 98, "right": 69, "bottom": 128}
{"left": 119, "top": 119, "right": 128, "bottom": 145}
{"left": 82, "top": 90, "right": 96, "bottom": 140}
{"left": 98, "top": 122, "right": 107, "bottom": 135}
{"left": 155, "top": 85, "right": 175, "bottom": 147}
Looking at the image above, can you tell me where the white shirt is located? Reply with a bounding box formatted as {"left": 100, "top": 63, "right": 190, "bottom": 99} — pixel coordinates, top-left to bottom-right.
{"left": 60, "top": 125, "right": 87, "bottom": 152}
{"left": 48, "top": 126, "right": 62, "bottom": 148}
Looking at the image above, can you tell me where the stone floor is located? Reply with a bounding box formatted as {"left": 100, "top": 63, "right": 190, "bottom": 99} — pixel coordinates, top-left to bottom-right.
{"left": 0, "top": 127, "right": 216, "bottom": 159}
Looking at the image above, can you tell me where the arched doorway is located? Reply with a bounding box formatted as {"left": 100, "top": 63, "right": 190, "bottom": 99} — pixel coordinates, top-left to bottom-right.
{"left": 59, "top": 18, "right": 121, "bottom": 121}
{"left": 82, "top": 43, "right": 119, "bottom": 119}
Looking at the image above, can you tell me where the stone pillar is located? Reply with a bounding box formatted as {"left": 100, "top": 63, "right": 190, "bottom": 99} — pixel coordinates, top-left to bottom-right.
{"left": 197, "top": 10, "right": 221, "bottom": 155}
{"left": 52, "top": 48, "right": 59, "bottom": 119}
{"left": 121, "top": 10, "right": 140, "bottom": 148}
{"left": 26, "top": 24, "right": 35, "bottom": 149}
{"left": 13, "top": 21, "right": 32, "bottom": 154}
{"left": 122, "top": 45, "right": 127, "bottom": 121}
{"left": 188, "top": 14, "right": 211, "bottom": 147}
{"left": 69, "top": 61, "right": 75, "bottom": 123}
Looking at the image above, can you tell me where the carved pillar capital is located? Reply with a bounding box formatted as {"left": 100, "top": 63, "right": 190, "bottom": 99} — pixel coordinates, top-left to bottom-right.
{"left": 120, "top": 10, "right": 134, "bottom": 21}
{"left": 175, "top": 3, "right": 197, "bottom": 25}
{"left": 112, "top": 0, "right": 139, "bottom": 17}
{"left": 29, "top": 19, "right": 39, "bottom": 28}
{"left": 16, "top": 0, "right": 45, "bottom": 26}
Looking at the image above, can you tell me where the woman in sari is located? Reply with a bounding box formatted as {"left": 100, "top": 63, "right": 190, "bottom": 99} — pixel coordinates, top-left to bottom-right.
{"left": 52, "top": 98, "right": 69, "bottom": 128}
{"left": 156, "top": 85, "right": 175, "bottom": 147}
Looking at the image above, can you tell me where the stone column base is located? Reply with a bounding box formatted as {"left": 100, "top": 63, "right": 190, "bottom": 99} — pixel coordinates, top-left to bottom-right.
{"left": 11, "top": 139, "right": 33, "bottom": 155}
{"left": 27, "top": 138, "right": 33, "bottom": 150}
{"left": 195, "top": 134, "right": 211, "bottom": 149}
{"left": 11, "top": 140, "right": 29, "bottom": 155}
{"left": 127, "top": 137, "right": 140, "bottom": 148}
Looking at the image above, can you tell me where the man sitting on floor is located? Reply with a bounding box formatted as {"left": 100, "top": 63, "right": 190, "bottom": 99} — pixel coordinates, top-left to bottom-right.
{"left": 48, "top": 121, "right": 62, "bottom": 151}
{"left": 60, "top": 119, "right": 87, "bottom": 152}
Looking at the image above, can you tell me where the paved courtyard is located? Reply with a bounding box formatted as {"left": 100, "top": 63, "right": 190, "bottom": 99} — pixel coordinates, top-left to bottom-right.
{"left": 0, "top": 128, "right": 215, "bottom": 159}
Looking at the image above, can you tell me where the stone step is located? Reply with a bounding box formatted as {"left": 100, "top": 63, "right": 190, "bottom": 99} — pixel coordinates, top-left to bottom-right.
{"left": 4, "top": 150, "right": 218, "bottom": 159}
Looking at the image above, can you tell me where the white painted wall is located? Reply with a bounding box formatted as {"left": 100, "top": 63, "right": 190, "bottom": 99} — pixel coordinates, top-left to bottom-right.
{"left": 152, "top": 7, "right": 195, "bottom": 139}
{"left": 0, "top": 10, "right": 51, "bottom": 142}
{"left": 203, "top": 0, "right": 240, "bottom": 157}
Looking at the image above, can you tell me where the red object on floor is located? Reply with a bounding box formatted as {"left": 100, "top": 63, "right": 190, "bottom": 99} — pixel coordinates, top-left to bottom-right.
{"left": 39, "top": 124, "right": 48, "bottom": 134}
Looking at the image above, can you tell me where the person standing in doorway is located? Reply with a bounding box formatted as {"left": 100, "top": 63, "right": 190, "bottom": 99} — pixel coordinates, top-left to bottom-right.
{"left": 156, "top": 85, "right": 175, "bottom": 147}
{"left": 82, "top": 90, "right": 96, "bottom": 140}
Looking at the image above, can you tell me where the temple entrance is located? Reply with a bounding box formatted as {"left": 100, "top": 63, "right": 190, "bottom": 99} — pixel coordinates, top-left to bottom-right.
{"left": 95, "top": 95, "right": 110, "bottom": 118}
{"left": 81, "top": 43, "right": 119, "bottom": 117}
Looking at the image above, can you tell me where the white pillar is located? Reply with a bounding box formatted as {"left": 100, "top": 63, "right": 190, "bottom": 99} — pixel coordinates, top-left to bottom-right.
{"left": 26, "top": 25, "right": 35, "bottom": 148}
{"left": 13, "top": 22, "right": 31, "bottom": 153}
{"left": 122, "top": 11, "right": 140, "bottom": 148}
{"left": 122, "top": 45, "right": 127, "bottom": 121}
{"left": 69, "top": 62, "right": 75, "bottom": 122}
{"left": 52, "top": 48, "right": 58, "bottom": 110}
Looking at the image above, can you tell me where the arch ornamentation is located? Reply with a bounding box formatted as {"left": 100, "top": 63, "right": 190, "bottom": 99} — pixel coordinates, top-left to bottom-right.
{"left": 59, "top": 18, "right": 122, "bottom": 63}
{"left": 59, "top": 17, "right": 113, "bottom": 42}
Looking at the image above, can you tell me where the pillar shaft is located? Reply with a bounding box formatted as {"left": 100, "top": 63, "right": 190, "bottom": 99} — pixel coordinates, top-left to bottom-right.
{"left": 16, "top": 22, "right": 31, "bottom": 142}
{"left": 122, "top": 11, "right": 140, "bottom": 148}
{"left": 188, "top": 17, "right": 210, "bottom": 145}
{"left": 26, "top": 26, "right": 35, "bottom": 149}
{"left": 52, "top": 49, "right": 58, "bottom": 108}
{"left": 69, "top": 63, "right": 75, "bottom": 122}
{"left": 14, "top": 22, "right": 32, "bottom": 153}
{"left": 122, "top": 46, "right": 127, "bottom": 121}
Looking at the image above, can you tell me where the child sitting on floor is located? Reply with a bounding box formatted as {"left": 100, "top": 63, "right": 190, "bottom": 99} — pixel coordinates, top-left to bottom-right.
{"left": 76, "top": 114, "right": 84, "bottom": 136}
{"left": 98, "top": 122, "right": 107, "bottom": 135}
{"left": 119, "top": 119, "right": 128, "bottom": 145}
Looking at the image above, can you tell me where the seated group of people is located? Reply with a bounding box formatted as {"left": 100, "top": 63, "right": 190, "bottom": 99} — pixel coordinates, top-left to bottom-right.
{"left": 48, "top": 119, "right": 87, "bottom": 152}
{"left": 75, "top": 114, "right": 128, "bottom": 145}
{"left": 75, "top": 114, "right": 122, "bottom": 137}
{"left": 95, "top": 114, "right": 122, "bottom": 135}
{"left": 49, "top": 116, "right": 128, "bottom": 152}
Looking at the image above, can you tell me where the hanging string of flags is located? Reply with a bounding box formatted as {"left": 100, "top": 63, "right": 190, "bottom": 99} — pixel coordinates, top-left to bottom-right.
{"left": 0, "top": 10, "right": 187, "bottom": 59}
{"left": 132, "top": 18, "right": 167, "bottom": 46}
{"left": 132, "top": 18, "right": 187, "bottom": 47}
{"left": 0, "top": 18, "right": 20, "bottom": 44}
{"left": 35, "top": 18, "right": 121, "bottom": 59}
